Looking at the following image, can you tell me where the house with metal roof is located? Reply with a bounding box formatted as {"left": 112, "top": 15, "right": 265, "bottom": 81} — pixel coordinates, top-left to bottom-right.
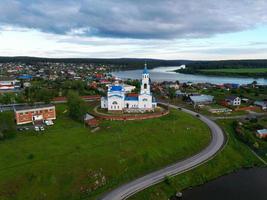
{"left": 254, "top": 101, "right": 267, "bottom": 110}
{"left": 256, "top": 129, "right": 267, "bottom": 139}
{"left": 189, "top": 94, "right": 214, "bottom": 106}
{"left": 225, "top": 96, "right": 241, "bottom": 106}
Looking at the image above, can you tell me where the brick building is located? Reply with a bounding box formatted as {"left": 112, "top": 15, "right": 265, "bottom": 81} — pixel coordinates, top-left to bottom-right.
{"left": 14, "top": 105, "right": 56, "bottom": 125}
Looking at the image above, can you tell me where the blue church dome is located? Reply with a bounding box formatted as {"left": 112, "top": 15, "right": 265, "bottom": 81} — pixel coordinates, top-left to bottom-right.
{"left": 110, "top": 85, "right": 123, "bottom": 91}
{"left": 143, "top": 63, "right": 149, "bottom": 74}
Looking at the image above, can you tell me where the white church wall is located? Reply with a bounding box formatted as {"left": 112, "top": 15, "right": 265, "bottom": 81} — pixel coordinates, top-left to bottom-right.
{"left": 138, "top": 94, "right": 153, "bottom": 109}
{"left": 101, "top": 97, "right": 108, "bottom": 108}
{"left": 125, "top": 100, "right": 139, "bottom": 109}
{"left": 102, "top": 65, "right": 156, "bottom": 112}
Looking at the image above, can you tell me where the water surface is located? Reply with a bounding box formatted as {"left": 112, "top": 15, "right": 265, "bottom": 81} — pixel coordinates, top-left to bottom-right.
{"left": 112, "top": 66, "right": 267, "bottom": 85}
{"left": 182, "top": 168, "right": 267, "bottom": 200}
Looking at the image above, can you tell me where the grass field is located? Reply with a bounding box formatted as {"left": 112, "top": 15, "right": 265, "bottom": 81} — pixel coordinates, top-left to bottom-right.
{"left": 0, "top": 104, "right": 211, "bottom": 200}
{"left": 130, "top": 119, "right": 263, "bottom": 200}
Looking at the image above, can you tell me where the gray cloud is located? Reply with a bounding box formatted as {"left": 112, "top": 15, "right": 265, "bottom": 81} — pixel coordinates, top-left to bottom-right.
{"left": 0, "top": 0, "right": 267, "bottom": 39}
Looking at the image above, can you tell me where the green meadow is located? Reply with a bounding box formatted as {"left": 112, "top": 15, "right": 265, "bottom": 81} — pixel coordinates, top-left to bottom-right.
{"left": 0, "top": 104, "right": 211, "bottom": 200}
{"left": 130, "top": 119, "right": 263, "bottom": 200}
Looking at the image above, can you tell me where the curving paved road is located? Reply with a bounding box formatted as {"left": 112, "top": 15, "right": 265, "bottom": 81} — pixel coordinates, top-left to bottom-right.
{"left": 100, "top": 103, "right": 226, "bottom": 200}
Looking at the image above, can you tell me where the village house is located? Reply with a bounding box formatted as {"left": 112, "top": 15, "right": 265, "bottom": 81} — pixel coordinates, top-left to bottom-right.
{"left": 168, "top": 82, "right": 180, "bottom": 90}
{"left": 175, "top": 90, "right": 186, "bottom": 97}
{"left": 225, "top": 96, "right": 241, "bottom": 106}
{"left": 122, "top": 84, "right": 136, "bottom": 93}
{"left": 256, "top": 129, "right": 267, "bottom": 139}
{"left": 14, "top": 104, "right": 56, "bottom": 125}
{"left": 105, "top": 83, "right": 136, "bottom": 93}
{"left": 254, "top": 101, "right": 267, "bottom": 110}
{"left": 189, "top": 94, "right": 214, "bottom": 106}
{"left": 0, "top": 77, "right": 20, "bottom": 91}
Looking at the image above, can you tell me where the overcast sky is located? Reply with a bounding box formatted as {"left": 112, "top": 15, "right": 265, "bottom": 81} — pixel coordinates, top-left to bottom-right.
{"left": 0, "top": 0, "right": 267, "bottom": 60}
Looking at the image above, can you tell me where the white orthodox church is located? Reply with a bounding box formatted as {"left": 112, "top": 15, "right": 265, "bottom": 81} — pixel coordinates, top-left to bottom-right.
{"left": 101, "top": 65, "right": 157, "bottom": 112}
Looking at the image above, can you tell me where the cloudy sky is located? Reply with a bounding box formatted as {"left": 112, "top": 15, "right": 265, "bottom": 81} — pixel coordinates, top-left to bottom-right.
{"left": 0, "top": 0, "right": 267, "bottom": 60}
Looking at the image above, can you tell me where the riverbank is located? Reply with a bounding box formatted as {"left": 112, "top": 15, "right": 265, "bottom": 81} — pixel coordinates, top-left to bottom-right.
{"left": 130, "top": 119, "right": 264, "bottom": 200}
{"left": 177, "top": 68, "right": 267, "bottom": 78}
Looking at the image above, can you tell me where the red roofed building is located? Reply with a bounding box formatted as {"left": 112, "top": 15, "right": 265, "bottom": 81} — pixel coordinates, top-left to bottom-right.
{"left": 14, "top": 104, "right": 56, "bottom": 125}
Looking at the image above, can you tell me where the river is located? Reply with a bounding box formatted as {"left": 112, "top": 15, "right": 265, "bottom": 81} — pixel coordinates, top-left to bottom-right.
{"left": 181, "top": 168, "right": 267, "bottom": 200}
{"left": 112, "top": 66, "right": 267, "bottom": 85}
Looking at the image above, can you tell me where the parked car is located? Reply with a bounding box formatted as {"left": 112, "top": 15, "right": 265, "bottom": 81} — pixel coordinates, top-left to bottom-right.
{"left": 40, "top": 126, "right": 45, "bottom": 131}
{"left": 34, "top": 126, "right": 40, "bottom": 131}
{"left": 24, "top": 127, "right": 29, "bottom": 131}
{"left": 45, "top": 120, "right": 54, "bottom": 126}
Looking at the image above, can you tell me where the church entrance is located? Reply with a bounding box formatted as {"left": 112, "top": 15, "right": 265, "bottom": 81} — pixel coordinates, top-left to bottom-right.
{"left": 126, "top": 103, "right": 129, "bottom": 108}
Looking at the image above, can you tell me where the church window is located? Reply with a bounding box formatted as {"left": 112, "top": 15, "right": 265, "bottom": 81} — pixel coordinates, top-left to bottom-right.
{"left": 144, "top": 83, "right": 147, "bottom": 89}
{"left": 112, "top": 101, "right": 118, "bottom": 105}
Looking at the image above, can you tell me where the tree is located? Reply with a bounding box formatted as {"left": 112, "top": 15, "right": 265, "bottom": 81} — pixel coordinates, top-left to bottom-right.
{"left": 167, "top": 87, "right": 176, "bottom": 99}
{"left": 0, "top": 93, "right": 13, "bottom": 104}
{"left": 36, "top": 88, "right": 54, "bottom": 104}
{"left": 67, "top": 91, "right": 88, "bottom": 122}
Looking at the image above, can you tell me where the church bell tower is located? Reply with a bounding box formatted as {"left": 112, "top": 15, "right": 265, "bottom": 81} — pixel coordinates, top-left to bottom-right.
{"left": 140, "top": 63, "right": 150, "bottom": 95}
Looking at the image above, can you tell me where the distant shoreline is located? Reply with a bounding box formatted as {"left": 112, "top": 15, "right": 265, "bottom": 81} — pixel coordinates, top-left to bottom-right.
{"left": 176, "top": 68, "right": 267, "bottom": 78}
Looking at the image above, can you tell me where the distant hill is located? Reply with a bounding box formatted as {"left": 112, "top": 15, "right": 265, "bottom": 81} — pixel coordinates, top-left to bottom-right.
{"left": 184, "top": 59, "right": 267, "bottom": 69}
{"left": 1, "top": 56, "right": 267, "bottom": 71}
{"left": 178, "top": 59, "right": 267, "bottom": 77}
{"left": 0, "top": 56, "right": 192, "bottom": 70}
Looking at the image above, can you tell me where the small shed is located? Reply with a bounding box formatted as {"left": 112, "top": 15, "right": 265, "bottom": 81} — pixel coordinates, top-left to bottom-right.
{"left": 84, "top": 114, "right": 99, "bottom": 128}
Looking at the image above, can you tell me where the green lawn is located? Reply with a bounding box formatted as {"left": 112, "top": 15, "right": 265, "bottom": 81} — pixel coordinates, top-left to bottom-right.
{"left": 130, "top": 119, "right": 263, "bottom": 200}
{"left": 202, "top": 68, "right": 267, "bottom": 73}
{"left": 0, "top": 104, "right": 211, "bottom": 200}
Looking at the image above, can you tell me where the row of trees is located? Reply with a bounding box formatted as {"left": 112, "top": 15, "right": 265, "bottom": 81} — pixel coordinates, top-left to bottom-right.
{"left": 184, "top": 60, "right": 267, "bottom": 70}
{"left": 178, "top": 60, "right": 267, "bottom": 77}
{"left": 0, "top": 79, "right": 102, "bottom": 105}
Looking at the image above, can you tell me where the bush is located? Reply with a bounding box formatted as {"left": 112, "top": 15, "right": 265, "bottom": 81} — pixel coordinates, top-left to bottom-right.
{"left": 164, "top": 176, "right": 172, "bottom": 185}
{"left": 27, "top": 154, "right": 34, "bottom": 160}
{"left": 250, "top": 118, "right": 258, "bottom": 123}
{"left": 0, "top": 131, "right": 4, "bottom": 140}
{"left": 2, "top": 129, "right": 16, "bottom": 139}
